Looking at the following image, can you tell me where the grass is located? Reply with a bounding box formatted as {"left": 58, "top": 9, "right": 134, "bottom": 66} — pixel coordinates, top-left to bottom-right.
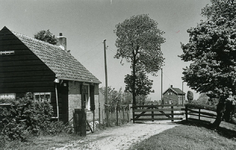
{"left": 129, "top": 121, "right": 236, "bottom": 150}
{"left": 0, "top": 133, "right": 82, "bottom": 150}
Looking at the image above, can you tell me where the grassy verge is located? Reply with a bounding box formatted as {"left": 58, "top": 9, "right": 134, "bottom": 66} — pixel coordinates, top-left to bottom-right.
{"left": 129, "top": 122, "right": 236, "bottom": 150}
{"left": 1, "top": 133, "right": 82, "bottom": 150}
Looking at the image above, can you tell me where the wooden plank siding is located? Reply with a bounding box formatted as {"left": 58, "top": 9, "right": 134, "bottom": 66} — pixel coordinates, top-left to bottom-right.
{"left": 0, "top": 27, "right": 57, "bottom": 116}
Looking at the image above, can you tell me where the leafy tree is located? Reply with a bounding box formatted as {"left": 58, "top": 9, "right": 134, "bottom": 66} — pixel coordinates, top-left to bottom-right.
{"left": 34, "top": 30, "right": 57, "bottom": 45}
{"left": 114, "top": 14, "right": 165, "bottom": 106}
{"left": 180, "top": 0, "right": 236, "bottom": 127}
{"left": 187, "top": 91, "right": 194, "bottom": 103}
{"left": 124, "top": 70, "right": 154, "bottom": 103}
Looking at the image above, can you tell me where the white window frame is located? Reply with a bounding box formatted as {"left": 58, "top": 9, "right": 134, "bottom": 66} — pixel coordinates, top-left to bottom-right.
{"left": 34, "top": 92, "right": 51, "bottom": 102}
{"left": 0, "top": 93, "right": 16, "bottom": 100}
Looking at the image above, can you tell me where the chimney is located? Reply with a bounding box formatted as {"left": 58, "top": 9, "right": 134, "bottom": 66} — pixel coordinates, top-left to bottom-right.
{"left": 57, "top": 33, "right": 67, "bottom": 51}
{"left": 170, "top": 85, "right": 173, "bottom": 88}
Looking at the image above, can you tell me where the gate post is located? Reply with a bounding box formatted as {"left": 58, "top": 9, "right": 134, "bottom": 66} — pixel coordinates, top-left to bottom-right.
{"left": 73, "top": 109, "right": 86, "bottom": 136}
{"left": 171, "top": 105, "right": 174, "bottom": 122}
{"left": 151, "top": 104, "right": 154, "bottom": 122}
{"left": 185, "top": 105, "right": 188, "bottom": 121}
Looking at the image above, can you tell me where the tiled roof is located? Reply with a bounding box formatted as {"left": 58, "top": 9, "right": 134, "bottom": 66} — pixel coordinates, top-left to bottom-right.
{"left": 171, "top": 88, "right": 185, "bottom": 95}
{"left": 163, "top": 87, "right": 185, "bottom": 95}
{"left": 11, "top": 28, "right": 101, "bottom": 84}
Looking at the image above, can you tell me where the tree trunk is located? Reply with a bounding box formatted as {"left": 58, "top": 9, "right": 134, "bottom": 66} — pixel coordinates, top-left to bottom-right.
{"left": 211, "top": 98, "right": 225, "bottom": 128}
{"left": 132, "top": 49, "right": 136, "bottom": 106}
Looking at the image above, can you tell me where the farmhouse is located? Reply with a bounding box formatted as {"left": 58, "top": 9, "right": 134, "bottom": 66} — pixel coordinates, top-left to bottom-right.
{"left": 162, "top": 85, "right": 185, "bottom": 105}
{"left": 0, "top": 26, "right": 101, "bottom": 123}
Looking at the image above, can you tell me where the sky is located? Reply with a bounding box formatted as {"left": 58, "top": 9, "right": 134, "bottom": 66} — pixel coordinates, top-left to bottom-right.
{"left": 0, "top": 0, "right": 211, "bottom": 101}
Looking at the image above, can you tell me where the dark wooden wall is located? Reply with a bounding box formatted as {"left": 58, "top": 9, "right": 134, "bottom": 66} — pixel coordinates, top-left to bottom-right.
{"left": 0, "top": 27, "right": 57, "bottom": 114}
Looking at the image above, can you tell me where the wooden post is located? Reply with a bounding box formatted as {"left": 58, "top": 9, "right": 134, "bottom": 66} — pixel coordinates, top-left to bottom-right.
{"left": 103, "top": 39, "right": 109, "bottom": 127}
{"left": 185, "top": 105, "right": 188, "bottom": 121}
{"left": 116, "top": 105, "right": 119, "bottom": 126}
{"left": 73, "top": 109, "right": 86, "bottom": 136}
{"left": 151, "top": 104, "right": 154, "bottom": 122}
{"left": 161, "top": 68, "right": 163, "bottom": 106}
{"left": 122, "top": 106, "right": 125, "bottom": 123}
{"left": 199, "top": 108, "right": 201, "bottom": 120}
{"left": 93, "top": 110, "right": 95, "bottom": 132}
{"left": 171, "top": 105, "right": 174, "bottom": 122}
{"left": 98, "top": 103, "right": 101, "bottom": 126}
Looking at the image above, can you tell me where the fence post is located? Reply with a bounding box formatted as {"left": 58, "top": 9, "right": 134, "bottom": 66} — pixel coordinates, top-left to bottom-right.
{"left": 198, "top": 108, "right": 201, "bottom": 120}
{"left": 185, "top": 105, "right": 188, "bottom": 121}
{"left": 171, "top": 105, "right": 174, "bottom": 122}
{"left": 98, "top": 103, "right": 101, "bottom": 126}
{"left": 73, "top": 109, "right": 86, "bottom": 136}
{"left": 116, "top": 104, "right": 119, "bottom": 126}
{"left": 151, "top": 104, "right": 154, "bottom": 122}
{"left": 122, "top": 106, "right": 125, "bottom": 124}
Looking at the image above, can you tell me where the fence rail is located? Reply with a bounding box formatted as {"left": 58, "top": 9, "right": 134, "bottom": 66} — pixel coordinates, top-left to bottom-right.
{"left": 185, "top": 105, "right": 217, "bottom": 122}
{"left": 132, "top": 104, "right": 185, "bottom": 122}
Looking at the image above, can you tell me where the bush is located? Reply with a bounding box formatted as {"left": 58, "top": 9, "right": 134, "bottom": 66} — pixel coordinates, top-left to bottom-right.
{"left": 0, "top": 96, "right": 53, "bottom": 141}
{"left": 41, "top": 121, "right": 73, "bottom": 135}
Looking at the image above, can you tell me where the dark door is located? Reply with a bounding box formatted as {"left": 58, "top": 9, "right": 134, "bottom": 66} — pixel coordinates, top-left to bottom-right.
{"left": 58, "top": 81, "right": 68, "bottom": 123}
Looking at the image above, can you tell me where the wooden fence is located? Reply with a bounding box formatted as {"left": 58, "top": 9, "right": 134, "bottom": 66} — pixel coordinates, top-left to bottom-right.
{"left": 132, "top": 104, "right": 185, "bottom": 123}
{"left": 185, "top": 105, "right": 217, "bottom": 122}
{"left": 101, "top": 104, "right": 130, "bottom": 126}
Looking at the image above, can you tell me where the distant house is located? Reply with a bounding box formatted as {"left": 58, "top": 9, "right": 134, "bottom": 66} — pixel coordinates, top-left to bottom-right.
{"left": 162, "top": 85, "right": 185, "bottom": 105}
{"left": 0, "top": 26, "right": 101, "bottom": 123}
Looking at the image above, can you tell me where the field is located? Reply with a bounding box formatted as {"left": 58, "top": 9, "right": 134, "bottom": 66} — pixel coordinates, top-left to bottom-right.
{"left": 129, "top": 121, "right": 236, "bottom": 150}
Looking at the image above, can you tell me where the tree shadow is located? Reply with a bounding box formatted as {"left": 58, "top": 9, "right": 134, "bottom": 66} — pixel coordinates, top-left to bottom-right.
{"left": 176, "top": 119, "right": 236, "bottom": 140}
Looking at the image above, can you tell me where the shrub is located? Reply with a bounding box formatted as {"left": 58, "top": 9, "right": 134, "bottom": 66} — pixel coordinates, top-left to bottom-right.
{"left": 0, "top": 95, "right": 53, "bottom": 141}
{"left": 41, "top": 121, "right": 73, "bottom": 135}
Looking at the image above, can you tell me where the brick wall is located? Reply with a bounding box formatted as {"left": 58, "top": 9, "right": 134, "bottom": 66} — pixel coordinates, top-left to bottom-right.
{"left": 68, "top": 81, "right": 101, "bottom": 122}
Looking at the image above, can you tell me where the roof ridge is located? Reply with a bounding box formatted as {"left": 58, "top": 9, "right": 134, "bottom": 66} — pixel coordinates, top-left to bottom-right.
{"left": 8, "top": 28, "right": 101, "bottom": 84}
{"left": 11, "top": 30, "right": 63, "bottom": 50}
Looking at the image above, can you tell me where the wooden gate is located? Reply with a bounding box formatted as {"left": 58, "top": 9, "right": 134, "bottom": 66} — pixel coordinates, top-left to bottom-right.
{"left": 132, "top": 104, "right": 185, "bottom": 123}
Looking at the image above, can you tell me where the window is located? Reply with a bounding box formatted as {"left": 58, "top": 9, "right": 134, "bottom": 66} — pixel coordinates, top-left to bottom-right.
{"left": 178, "top": 95, "right": 182, "bottom": 104}
{"left": 0, "top": 93, "right": 16, "bottom": 100}
{"left": 34, "top": 92, "right": 51, "bottom": 102}
{"left": 81, "top": 84, "right": 90, "bottom": 110}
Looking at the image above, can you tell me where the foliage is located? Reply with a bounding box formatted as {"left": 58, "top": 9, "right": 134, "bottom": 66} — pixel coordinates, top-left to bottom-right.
{"left": 114, "top": 14, "right": 165, "bottom": 105}
{"left": 34, "top": 30, "right": 57, "bottom": 45}
{"left": 185, "top": 102, "right": 217, "bottom": 111}
{"left": 41, "top": 121, "right": 73, "bottom": 135}
{"left": 124, "top": 71, "right": 154, "bottom": 97}
{"left": 100, "top": 86, "right": 151, "bottom": 108}
{"left": 187, "top": 91, "right": 194, "bottom": 102}
{"left": 196, "top": 93, "right": 219, "bottom": 106}
{"left": 0, "top": 95, "right": 53, "bottom": 141}
{"left": 179, "top": 0, "right": 236, "bottom": 127}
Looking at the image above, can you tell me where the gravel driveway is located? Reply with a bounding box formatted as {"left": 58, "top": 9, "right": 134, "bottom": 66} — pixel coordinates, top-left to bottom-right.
{"left": 54, "top": 121, "right": 178, "bottom": 150}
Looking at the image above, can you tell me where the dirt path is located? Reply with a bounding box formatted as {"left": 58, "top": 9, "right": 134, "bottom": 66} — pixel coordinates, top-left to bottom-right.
{"left": 54, "top": 121, "right": 178, "bottom": 150}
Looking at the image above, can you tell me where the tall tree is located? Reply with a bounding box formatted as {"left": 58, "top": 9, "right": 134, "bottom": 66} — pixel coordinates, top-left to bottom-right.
{"left": 34, "top": 30, "right": 57, "bottom": 45}
{"left": 114, "top": 14, "right": 165, "bottom": 106}
{"left": 180, "top": 0, "right": 236, "bottom": 127}
{"left": 124, "top": 71, "right": 154, "bottom": 98}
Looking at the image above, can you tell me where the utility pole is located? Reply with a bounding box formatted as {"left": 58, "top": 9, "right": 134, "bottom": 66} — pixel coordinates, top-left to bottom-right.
{"left": 182, "top": 81, "right": 184, "bottom": 106}
{"left": 161, "top": 68, "right": 163, "bottom": 105}
{"left": 103, "top": 39, "right": 109, "bottom": 127}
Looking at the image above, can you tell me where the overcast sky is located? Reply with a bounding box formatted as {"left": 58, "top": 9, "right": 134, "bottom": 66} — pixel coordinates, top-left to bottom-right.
{"left": 0, "top": 0, "right": 211, "bottom": 100}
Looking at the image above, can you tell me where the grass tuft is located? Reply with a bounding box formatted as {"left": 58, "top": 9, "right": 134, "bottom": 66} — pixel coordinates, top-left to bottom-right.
{"left": 129, "top": 123, "right": 236, "bottom": 150}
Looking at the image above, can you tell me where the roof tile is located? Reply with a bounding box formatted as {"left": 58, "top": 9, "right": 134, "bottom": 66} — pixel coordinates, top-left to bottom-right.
{"left": 12, "top": 30, "right": 101, "bottom": 84}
